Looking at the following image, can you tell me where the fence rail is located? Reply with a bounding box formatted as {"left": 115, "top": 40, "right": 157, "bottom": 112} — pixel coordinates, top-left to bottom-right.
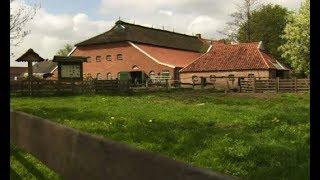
{"left": 10, "top": 110, "right": 234, "bottom": 180}
{"left": 240, "top": 78, "right": 309, "bottom": 93}
{"left": 10, "top": 79, "right": 126, "bottom": 95}
{"left": 10, "top": 77, "right": 310, "bottom": 95}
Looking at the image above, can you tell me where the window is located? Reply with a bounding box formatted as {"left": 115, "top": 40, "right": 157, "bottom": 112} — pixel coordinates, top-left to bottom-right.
{"left": 228, "top": 74, "right": 235, "bottom": 81}
{"left": 149, "top": 71, "right": 155, "bottom": 77}
{"left": 132, "top": 65, "right": 139, "bottom": 70}
{"left": 192, "top": 75, "right": 199, "bottom": 83}
{"left": 107, "top": 73, "right": 112, "bottom": 80}
{"left": 117, "top": 54, "right": 123, "bottom": 60}
{"left": 149, "top": 71, "right": 156, "bottom": 82}
{"left": 209, "top": 75, "right": 216, "bottom": 82}
{"left": 96, "top": 73, "right": 102, "bottom": 80}
{"left": 96, "top": 56, "right": 101, "bottom": 62}
{"left": 248, "top": 74, "right": 255, "bottom": 78}
{"left": 106, "top": 55, "right": 112, "bottom": 61}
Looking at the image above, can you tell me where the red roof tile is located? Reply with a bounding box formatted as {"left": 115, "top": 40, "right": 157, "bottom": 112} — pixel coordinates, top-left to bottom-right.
{"left": 135, "top": 43, "right": 202, "bottom": 67}
{"left": 10, "top": 67, "right": 27, "bottom": 77}
{"left": 180, "top": 42, "right": 288, "bottom": 72}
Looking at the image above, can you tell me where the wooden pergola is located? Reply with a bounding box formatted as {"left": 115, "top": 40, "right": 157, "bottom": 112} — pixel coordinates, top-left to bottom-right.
{"left": 15, "top": 48, "right": 45, "bottom": 79}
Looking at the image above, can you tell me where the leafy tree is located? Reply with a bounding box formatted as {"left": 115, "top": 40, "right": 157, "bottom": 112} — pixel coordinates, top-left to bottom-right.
{"left": 56, "top": 44, "right": 74, "bottom": 56}
{"left": 279, "top": 0, "right": 310, "bottom": 76}
{"left": 237, "top": 4, "right": 289, "bottom": 62}
{"left": 218, "top": 0, "right": 260, "bottom": 42}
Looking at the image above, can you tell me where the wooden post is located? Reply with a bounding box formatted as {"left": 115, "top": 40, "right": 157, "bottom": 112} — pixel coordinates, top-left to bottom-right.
{"left": 293, "top": 77, "right": 297, "bottom": 93}
{"left": 276, "top": 77, "right": 279, "bottom": 93}
{"left": 165, "top": 79, "right": 169, "bottom": 91}
{"left": 200, "top": 77, "right": 205, "bottom": 90}
{"left": 253, "top": 77, "right": 256, "bottom": 93}
{"left": 27, "top": 61, "right": 33, "bottom": 79}
{"left": 239, "top": 78, "right": 242, "bottom": 93}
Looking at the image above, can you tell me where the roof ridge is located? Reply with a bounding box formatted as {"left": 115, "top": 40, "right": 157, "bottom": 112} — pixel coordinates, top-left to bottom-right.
{"left": 116, "top": 20, "right": 198, "bottom": 39}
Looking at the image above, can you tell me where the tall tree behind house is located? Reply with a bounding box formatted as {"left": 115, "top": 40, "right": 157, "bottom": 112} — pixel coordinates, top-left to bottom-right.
{"left": 56, "top": 44, "right": 74, "bottom": 56}
{"left": 218, "top": 0, "right": 260, "bottom": 42}
{"left": 237, "top": 4, "right": 290, "bottom": 63}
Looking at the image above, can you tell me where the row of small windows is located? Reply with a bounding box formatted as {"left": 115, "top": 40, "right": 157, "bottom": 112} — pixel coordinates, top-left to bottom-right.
{"left": 84, "top": 70, "right": 168, "bottom": 80}
{"left": 94, "top": 54, "right": 123, "bottom": 62}
{"left": 192, "top": 74, "right": 255, "bottom": 82}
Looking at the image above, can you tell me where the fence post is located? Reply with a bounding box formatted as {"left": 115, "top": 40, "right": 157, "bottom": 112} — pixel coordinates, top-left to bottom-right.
{"left": 200, "top": 77, "right": 205, "bottom": 90}
{"left": 253, "top": 77, "right": 256, "bottom": 93}
{"left": 276, "top": 77, "right": 279, "bottom": 93}
{"left": 165, "top": 79, "right": 169, "bottom": 91}
{"left": 294, "top": 77, "right": 297, "bottom": 93}
{"left": 239, "top": 78, "right": 242, "bottom": 93}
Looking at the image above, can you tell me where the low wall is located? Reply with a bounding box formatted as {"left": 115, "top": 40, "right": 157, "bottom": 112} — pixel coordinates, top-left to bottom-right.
{"left": 10, "top": 110, "right": 235, "bottom": 180}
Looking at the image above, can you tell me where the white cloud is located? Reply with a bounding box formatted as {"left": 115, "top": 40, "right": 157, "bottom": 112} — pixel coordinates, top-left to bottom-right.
{"left": 10, "top": 0, "right": 304, "bottom": 67}
{"left": 10, "top": 2, "right": 113, "bottom": 67}
{"left": 187, "top": 15, "right": 225, "bottom": 38}
{"left": 158, "top": 10, "right": 173, "bottom": 16}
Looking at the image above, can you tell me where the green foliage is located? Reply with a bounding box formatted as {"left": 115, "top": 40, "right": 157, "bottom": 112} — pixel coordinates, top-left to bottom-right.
{"left": 10, "top": 91, "right": 310, "bottom": 179}
{"left": 56, "top": 44, "right": 73, "bottom": 56}
{"left": 237, "top": 4, "right": 289, "bottom": 62}
{"left": 279, "top": 0, "right": 310, "bottom": 76}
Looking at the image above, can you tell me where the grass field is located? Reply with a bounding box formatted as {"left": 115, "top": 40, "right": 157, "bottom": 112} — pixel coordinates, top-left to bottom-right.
{"left": 10, "top": 90, "right": 310, "bottom": 179}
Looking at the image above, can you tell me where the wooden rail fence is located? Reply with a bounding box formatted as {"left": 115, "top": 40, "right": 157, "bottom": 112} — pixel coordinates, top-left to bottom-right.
{"left": 10, "top": 110, "right": 235, "bottom": 180}
{"left": 10, "top": 79, "right": 129, "bottom": 95}
{"left": 240, "top": 78, "right": 310, "bottom": 93}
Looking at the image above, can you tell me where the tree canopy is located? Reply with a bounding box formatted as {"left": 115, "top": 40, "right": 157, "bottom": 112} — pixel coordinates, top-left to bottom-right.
{"left": 279, "top": 0, "right": 310, "bottom": 77}
{"left": 237, "top": 4, "right": 289, "bottom": 62}
{"left": 56, "top": 44, "right": 73, "bottom": 56}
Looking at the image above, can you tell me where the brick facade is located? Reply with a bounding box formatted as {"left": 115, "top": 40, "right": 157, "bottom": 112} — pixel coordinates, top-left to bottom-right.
{"left": 71, "top": 42, "right": 176, "bottom": 80}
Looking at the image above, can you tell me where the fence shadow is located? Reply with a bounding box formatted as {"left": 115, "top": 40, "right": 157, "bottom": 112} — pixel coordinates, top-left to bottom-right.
{"left": 10, "top": 145, "right": 52, "bottom": 180}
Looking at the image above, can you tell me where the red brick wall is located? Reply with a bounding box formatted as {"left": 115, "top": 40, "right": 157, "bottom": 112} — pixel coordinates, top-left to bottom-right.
{"left": 70, "top": 42, "right": 174, "bottom": 80}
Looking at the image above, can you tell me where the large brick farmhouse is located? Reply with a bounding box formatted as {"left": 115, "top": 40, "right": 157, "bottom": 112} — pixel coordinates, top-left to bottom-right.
{"left": 69, "top": 20, "right": 210, "bottom": 82}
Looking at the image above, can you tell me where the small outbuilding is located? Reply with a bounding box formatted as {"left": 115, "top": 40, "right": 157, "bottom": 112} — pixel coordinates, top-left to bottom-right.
{"left": 180, "top": 41, "right": 290, "bottom": 89}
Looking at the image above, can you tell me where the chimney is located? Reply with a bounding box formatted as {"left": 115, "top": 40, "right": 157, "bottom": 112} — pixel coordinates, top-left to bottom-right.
{"left": 195, "top": 34, "right": 201, "bottom": 39}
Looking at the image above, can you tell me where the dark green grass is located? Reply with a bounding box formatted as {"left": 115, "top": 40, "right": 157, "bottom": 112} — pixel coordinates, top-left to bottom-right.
{"left": 10, "top": 90, "right": 310, "bottom": 179}
{"left": 10, "top": 145, "right": 60, "bottom": 179}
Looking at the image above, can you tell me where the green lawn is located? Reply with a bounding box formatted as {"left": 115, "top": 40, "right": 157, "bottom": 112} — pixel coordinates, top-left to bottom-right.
{"left": 10, "top": 90, "right": 310, "bottom": 179}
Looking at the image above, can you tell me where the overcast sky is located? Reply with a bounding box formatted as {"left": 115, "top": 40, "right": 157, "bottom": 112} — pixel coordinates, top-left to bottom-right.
{"left": 10, "top": 0, "right": 303, "bottom": 67}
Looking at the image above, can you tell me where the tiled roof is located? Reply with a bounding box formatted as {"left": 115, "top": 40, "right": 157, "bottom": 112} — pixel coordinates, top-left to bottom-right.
{"left": 10, "top": 67, "right": 27, "bottom": 77}
{"left": 180, "top": 42, "right": 289, "bottom": 73}
{"left": 32, "top": 60, "right": 57, "bottom": 73}
{"left": 135, "top": 43, "right": 202, "bottom": 68}
{"left": 15, "top": 48, "right": 45, "bottom": 62}
{"left": 76, "top": 20, "right": 210, "bottom": 53}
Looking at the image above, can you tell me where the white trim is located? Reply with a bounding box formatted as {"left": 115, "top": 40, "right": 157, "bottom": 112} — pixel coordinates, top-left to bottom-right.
{"left": 257, "top": 43, "right": 270, "bottom": 69}
{"left": 206, "top": 45, "right": 212, "bottom": 53}
{"left": 67, "top": 47, "right": 76, "bottom": 56}
{"left": 50, "top": 66, "right": 58, "bottom": 73}
{"left": 275, "top": 60, "right": 286, "bottom": 70}
{"left": 128, "top": 41, "right": 175, "bottom": 68}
